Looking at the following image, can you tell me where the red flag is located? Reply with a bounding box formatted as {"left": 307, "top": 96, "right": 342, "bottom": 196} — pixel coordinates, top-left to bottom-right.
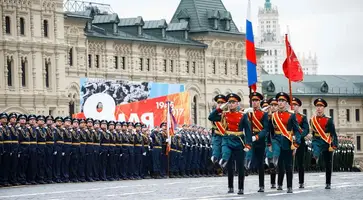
{"left": 283, "top": 35, "right": 303, "bottom": 82}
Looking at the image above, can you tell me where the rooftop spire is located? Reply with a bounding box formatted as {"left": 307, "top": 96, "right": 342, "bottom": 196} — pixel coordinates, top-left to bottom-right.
{"left": 265, "top": 0, "right": 272, "bottom": 10}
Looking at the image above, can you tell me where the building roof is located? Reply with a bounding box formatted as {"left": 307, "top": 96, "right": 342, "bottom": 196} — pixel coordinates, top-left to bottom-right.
{"left": 118, "top": 16, "right": 144, "bottom": 26}
{"left": 170, "top": 0, "right": 242, "bottom": 35}
{"left": 167, "top": 22, "right": 189, "bottom": 31}
{"left": 144, "top": 20, "right": 167, "bottom": 29}
{"left": 93, "top": 13, "right": 119, "bottom": 24}
{"left": 261, "top": 74, "right": 363, "bottom": 97}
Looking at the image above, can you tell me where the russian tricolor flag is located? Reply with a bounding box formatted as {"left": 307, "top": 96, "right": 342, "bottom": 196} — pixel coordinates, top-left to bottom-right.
{"left": 246, "top": 0, "right": 257, "bottom": 92}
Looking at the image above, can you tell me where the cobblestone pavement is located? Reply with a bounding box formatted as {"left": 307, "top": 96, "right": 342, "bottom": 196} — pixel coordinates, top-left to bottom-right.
{"left": 0, "top": 172, "right": 362, "bottom": 200}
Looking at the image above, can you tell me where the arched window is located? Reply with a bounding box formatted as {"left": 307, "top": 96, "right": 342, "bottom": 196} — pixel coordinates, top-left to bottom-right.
{"left": 69, "top": 101, "right": 75, "bottom": 117}
{"left": 69, "top": 47, "right": 73, "bottom": 66}
{"left": 21, "top": 58, "right": 26, "bottom": 87}
{"left": 20, "top": 17, "right": 25, "bottom": 35}
{"left": 43, "top": 20, "right": 49, "bottom": 37}
{"left": 5, "top": 16, "right": 11, "bottom": 34}
{"left": 192, "top": 96, "right": 198, "bottom": 125}
{"left": 7, "top": 57, "right": 12, "bottom": 86}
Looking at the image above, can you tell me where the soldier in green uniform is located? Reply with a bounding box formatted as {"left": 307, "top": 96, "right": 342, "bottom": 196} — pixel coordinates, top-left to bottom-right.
{"left": 309, "top": 98, "right": 338, "bottom": 189}
{"left": 209, "top": 93, "right": 252, "bottom": 195}
{"left": 291, "top": 97, "right": 309, "bottom": 188}
{"left": 210, "top": 94, "right": 227, "bottom": 165}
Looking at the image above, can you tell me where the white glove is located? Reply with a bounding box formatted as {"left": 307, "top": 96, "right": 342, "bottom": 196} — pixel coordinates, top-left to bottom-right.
{"left": 252, "top": 136, "right": 257, "bottom": 142}
{"left": 62, "top": 152, "right": 65, "bottom": 156}
{"left": 10, "top": 153, "right": 12, "bottom": 156}
{"left": 243, "top": 107, "right": 254, "bottom": 114}
{"left": 243, "top": 148, "right": 250, "bottom": 152}
{"left": 53, "top": 151, "right": 57, "bottom": 155}
{"left": 293, "top": 136, "right": 296, "bottom": 140}
{"left": 142, "top": 152, "right": 146, "bottom": 156}
{"left": 268, "top": 146, "right": 272, "bottom": 152}
{"left": 166, "top": 138, "right": 171, "bottom": 143}
{"left": 18, "top": 154, "right": 21, "bottom": 158}
{"left": 120, "top": 154, "right": 123, "bottom": 157}
{"left": 220, "top": 102, "right": 228, "bottom": 110}
{"left": 261, "top": 106, "right": 270, "bottom": 112}
{"left": 292, "top": 149, "right": 297, "bottom": 156}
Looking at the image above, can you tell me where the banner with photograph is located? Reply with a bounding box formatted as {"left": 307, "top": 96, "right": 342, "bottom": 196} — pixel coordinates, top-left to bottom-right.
{"left": 80, "top": 78, "right": 185, "bottom": 112}
{"left": 73, "top": 92, "right": 191, "bottom": 128}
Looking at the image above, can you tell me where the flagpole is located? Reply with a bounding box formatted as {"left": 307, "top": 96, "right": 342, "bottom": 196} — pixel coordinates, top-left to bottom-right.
{"left": 166, "top": 101, "right": 170, "bottom": 177}
{"left": 285, "top": 34, "right": 293, "bottom": 110}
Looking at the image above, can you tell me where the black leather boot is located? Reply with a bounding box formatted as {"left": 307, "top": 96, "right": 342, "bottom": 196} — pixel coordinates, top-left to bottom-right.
{"left": 228, "top": 188, "right": 234, "bottom": 193}
{"left": 258, "top": 187, "right": 264, "bottom": 192}
{"left": 237, "top": 189, "right": 244, "bottom": 195}
{"left": 287, "top": 187, "right": 293, "bottom": 193}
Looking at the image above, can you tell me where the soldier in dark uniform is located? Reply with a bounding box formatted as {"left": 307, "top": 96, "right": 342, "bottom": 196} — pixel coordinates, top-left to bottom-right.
{"left": 133, "top": 122, "right": 144, "bottom": 179}
{"left": 35, "top": 115, "right": 47, "bottom": 184}
{"left": 247, "top": 92, "right": 269, "bottom": 192}
{"left": 70, "top": 118, "right": 81, "bottom": 182}
{"left": 127, "top": 122, "right": 136, "bottom": 179}
{"left": 170, "top": 132, "right": 181, "bottom": 178}
{"left": 141, "top": 124, "right": 152, "bottom": 179}
{"left": 62, "top": 117, "right": 73, "bottom": 183}
{"left": 0, "top": 113, "right": 4, "bottom": 186}
{"left": 269, "top": 92, "right": 301, "bottom": 193}
{"left": 150, "top": 124, "right": 162, "bottom": 178}
{"left": 85, "top": 118, "right": 95, "bottom": 181}
{"left": 114, "top": 121, "right": 123, "bottom": 180}
{"left": 44, "top": 115, "right": 54, "bottom": 183}
{"left": 179, "top": 125, "right": 189, "bottom": 177}
{"left": 8, "top": 113, "right": 19, "bottom": 185}
{"left": 309, "top": 98, "right": 338, "bottom": 189}
{"left": 291, "top": 97, "right": 310, "bottom": 188}
{"left": 17, "top": 114, "right": 30, "bottom": 185}
{"left": 93, "top": 120, "right": 101, "bottom": 181}
{"left": 99, "top": 120, "right": 110, "bottom": 181}
{"left": 209, "top": 93, "right": 252, "bottom": 195}
{"left": 53, "top": 117, "right": 64, "bottom": 183}
{"left": 159, "top": 122, "right": 168, "bottom": 178}
{"left": 211, "top": 95, "right": 227, "bottom": 164}
{"left": 27, "top": 114, "right": 37, "bottom": 184}
{"left": 0, "top": 113, "right": 11, "bottom": 186}
{"left": 120, "top": 122, "right": 130, "bottom": 180}
{"left": 78, "top": 119, "right": 87, "bottom": 182}
{"left": 107, "top": 121, "right": 117, "bottom": 181}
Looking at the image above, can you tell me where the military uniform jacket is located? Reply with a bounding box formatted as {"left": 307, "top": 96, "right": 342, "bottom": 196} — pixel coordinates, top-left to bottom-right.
{"left": 250, "top": 109, "right": 269, "bottom": 147}
{"left": 63, "top": 127, "right": 73, "bottom": 145}
{"left": 28, "top": 126, "right": 37, "bottom": 146}
{"left": 71, "top": 128, "right": 81, "bottom": 145}
{"left": 1, "top": 124, "right": 10, "bottom": 153}
{"left": 296, "top": 113, "right": 309, "bottom": 146}
{"left": 310, "top": 115, "right": 338, "bottom": 149}
{"left": 18, "top": 125, "right": 30, "bottom": 153}
{"left": 100, "top": 129, "right": 110, "bottom": 150}
{"left": 53, "top": 126, "right": 64, "bottom": 151}
{"left": 150, "top": 130, "right": 162, "bottom": 147}
{"left": 36, "top": 126, "right": 47, "bottom": 145}
{"left": 45, "top": 126, "right": 54, "bottom": 145}
{"left": 7, "top": 123, "right": 19, "bottom": 152}
{"left": 270, "top": 110, "right": 301, "bottom": 150}
{"left": 0, "top": 125, "right": 4, "bottom": 154}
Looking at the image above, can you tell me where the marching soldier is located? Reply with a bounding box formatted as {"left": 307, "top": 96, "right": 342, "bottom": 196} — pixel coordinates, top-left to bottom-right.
{"left": 248, "top": 92, "right": 269, "bottom": 192}
{"left": 291, "top": 97, "right": 310, "bottom": 188}
{"left": 141, "top": 124, "right": 151, "bottom": 179}
{"left": 159, "top": 122, "right": 168, "bottom": 178}
{"left": 269, "top": 92, "right": 300, "bottom": 193}
{"left": 210, "top": 95, "right": 227, "bottom": 164}
{"left": 35, "top": 115, "right": 47, "bottom": 184}
{"left": 45, "top": 115, "right": 54, "bottom": 183}
{"left": 265, "top": 97, "right": 278, "bottom": 189}
{"left": 17, "top": 114, "right": 30, "bottom": 185}
{"left": 309, "top": 98, "right": 338, "bottom": 189}
{"left": 127, "top": 122, "right": 136, "bottom": 179}
{"left": 70, "top": 118, "right": 81, "bottom": 182}
{"left": 27, "top": 115, "right": 38, "bottom": 184}
{"left": 209, "top": 93, "right": 252, "bottom": 195}
{"left": 151, "top": 124, "right": 163, "bottom": 179}
{"left": 120, "top": 122, "right": 130, "bottom": 180}
{"left": 179, "top": 125, "right": 190, "bottom": 177}
{"left": 170, "top": 132, "right": 181, "bottom": 178}
{"left": 0, "top": 114, "right": 4, "bottom": 186}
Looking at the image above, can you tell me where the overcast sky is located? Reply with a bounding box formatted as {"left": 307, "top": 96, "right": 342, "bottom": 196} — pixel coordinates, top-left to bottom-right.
{"left": 90, "top": 0, "right": 363, "bottom": 75}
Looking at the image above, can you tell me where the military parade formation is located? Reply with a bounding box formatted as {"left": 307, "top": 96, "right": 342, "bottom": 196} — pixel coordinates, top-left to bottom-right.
{"left": 208, "top": 92, "right": 356, "bottom": 194}
{"left": 0, "top": 94, "right": 356, "bottom": 190}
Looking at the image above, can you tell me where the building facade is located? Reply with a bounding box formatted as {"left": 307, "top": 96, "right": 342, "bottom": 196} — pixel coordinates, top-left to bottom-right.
{"left": 262, "top": 74, "right": 363, "bottom": 161}
{"left": 257, "top": 0, "right": 318, "bottom": 75}
{"left": 0, "top": 0, "right": 263, "bottom": 127}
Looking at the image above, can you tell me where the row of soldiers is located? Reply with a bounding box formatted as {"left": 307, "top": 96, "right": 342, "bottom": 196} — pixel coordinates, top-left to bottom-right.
{"left": 209, "top": 91, "right": 354, "bottom": 195}
{"left": 0, "top": 112, "right": 220, "bottom": 187}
